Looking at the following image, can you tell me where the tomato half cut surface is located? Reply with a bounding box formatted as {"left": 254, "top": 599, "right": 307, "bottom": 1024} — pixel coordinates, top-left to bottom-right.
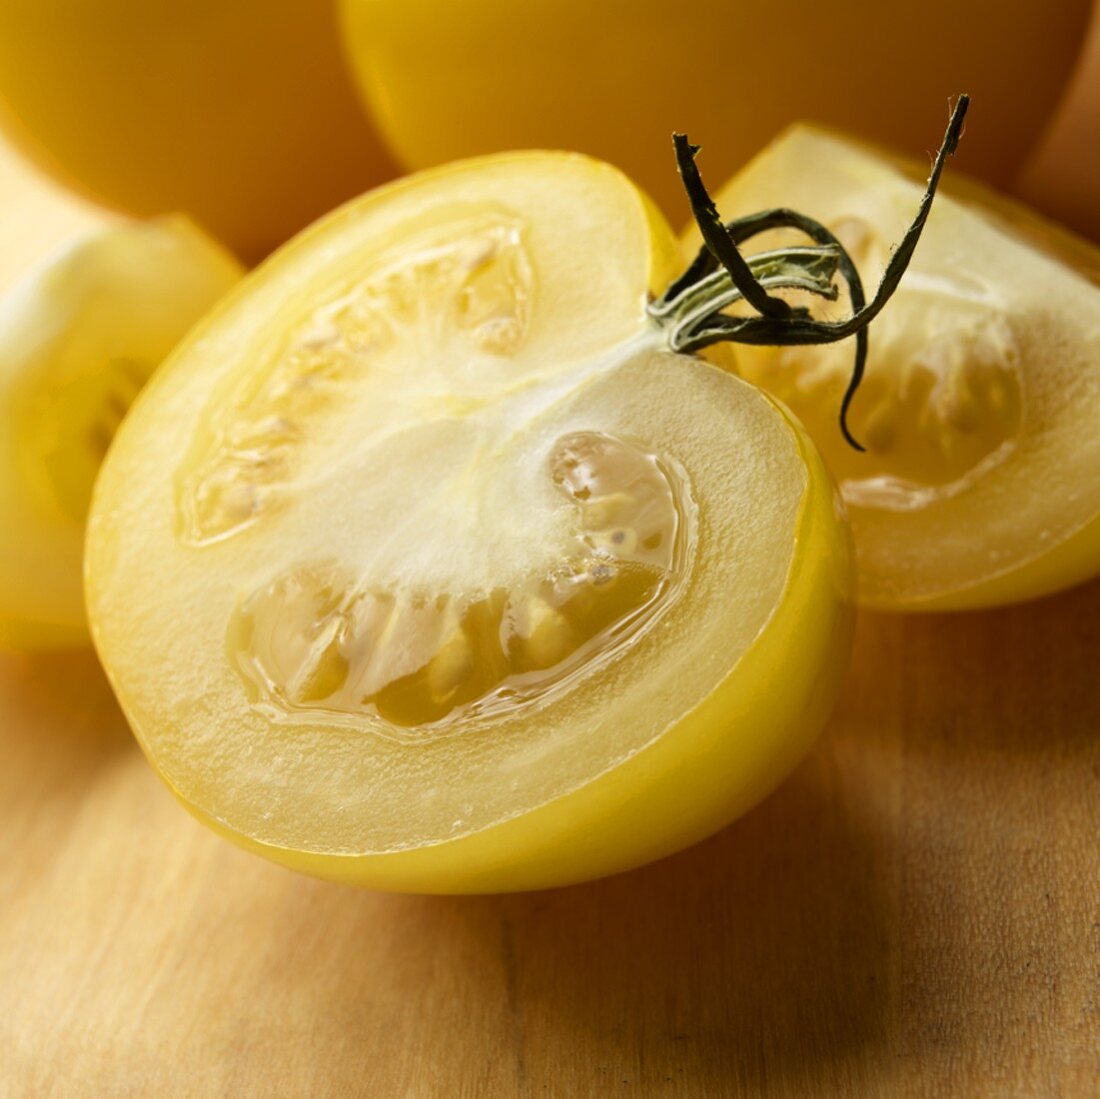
{"left": 698, "top": 127, "right": 1100, "bottom": 611}
{"left": 87, "top": 154, "right": 852, "bottom": 892}
{"left": 0, "top": 216, "right": 242, "bottom": 650}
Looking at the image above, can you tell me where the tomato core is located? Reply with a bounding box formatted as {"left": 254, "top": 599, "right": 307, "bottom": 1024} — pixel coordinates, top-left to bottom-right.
{"left": 229, "top": 429, "right": 690, "bottom": 731}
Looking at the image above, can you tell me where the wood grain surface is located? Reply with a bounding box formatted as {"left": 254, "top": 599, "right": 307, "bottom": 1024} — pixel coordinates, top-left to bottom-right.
{"left": 2, "top": 139, "right": 1099, "bottom": 1099}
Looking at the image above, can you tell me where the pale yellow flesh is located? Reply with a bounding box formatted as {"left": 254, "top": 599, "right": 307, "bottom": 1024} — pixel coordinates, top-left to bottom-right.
{"left": 697, "top": 126, "right": 1100, "bottom": 610}
{"left": 229, "top": 427, "right": 684, "bottom": 729}
{"left": 194, "top": 408, "right": 852, "bottom": 894}
{"left": 0, "top": 217, "right": 243, "bottom": 649}
{"left": 87, "top": 152, "right": 852, "bottom": 890}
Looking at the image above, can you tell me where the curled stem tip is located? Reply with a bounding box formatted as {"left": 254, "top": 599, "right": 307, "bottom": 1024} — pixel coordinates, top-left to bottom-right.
{"left": 658, "top": 95, "right": 970, "bottom": 452}
{"left": 673, "top": 133, "right": 792, "bottom": 320}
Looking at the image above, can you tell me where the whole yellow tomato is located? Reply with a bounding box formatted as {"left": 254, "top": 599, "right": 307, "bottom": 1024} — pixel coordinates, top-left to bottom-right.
{"left": 1016, "top": 3, "right": 1100, "bottom": 241}
{"left": 340, "top": 0, "right": 1090, "bottom": 220}
{"left": 0, "top": 1, "right": 396, "bottom": 261}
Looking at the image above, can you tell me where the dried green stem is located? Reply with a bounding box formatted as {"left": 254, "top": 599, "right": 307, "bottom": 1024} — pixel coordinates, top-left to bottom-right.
{"left": 652, "top": 94, "right": 970, "bottom": 451}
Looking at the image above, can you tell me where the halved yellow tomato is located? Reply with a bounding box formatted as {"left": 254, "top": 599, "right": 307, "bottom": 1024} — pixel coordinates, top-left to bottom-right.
{"left": 86, "top": 152, "right": 853, "bottom": 893}
{"left": 0, "top": 217, "right": 242, "bottom": 650}
{"left": 696, "top": 127, "right": 1100, "bottom": 610}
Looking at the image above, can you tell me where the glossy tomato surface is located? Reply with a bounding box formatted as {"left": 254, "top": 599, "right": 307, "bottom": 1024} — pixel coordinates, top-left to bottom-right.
{"left": 340, "top": 0, "right": 1089, "bottom": 220}
{"left": 0, "top": 216, "right": 242, "bottom": 650}
{"left": 0, "top": 0, "right": 396, "bottom": 260}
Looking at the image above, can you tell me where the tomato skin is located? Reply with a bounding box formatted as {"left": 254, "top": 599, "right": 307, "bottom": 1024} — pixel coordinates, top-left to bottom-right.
{"left": 900, "top": 509, "right": 1100, "bottom": 613}
{"left": 0, "top": 1, "right": 396, "bottom": 261}
{"left": 147, "top": 405, "right": 852, "bottom": 894}
{"left": 1016, "top": 7, "right": 1100, "bottom": 243}
{"left": 340, "top": 0, "right": 1089, "bottom": 222}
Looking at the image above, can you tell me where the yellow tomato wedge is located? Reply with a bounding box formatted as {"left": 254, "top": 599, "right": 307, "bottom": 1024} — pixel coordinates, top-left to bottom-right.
{"left": 87, "top": 153, "right": 852, "bottom": 893}
{"left": 696, "top": 126, "right": 1100, "bottom": 610}
{"left": 0, "top": 217, "right": 242, "bottom": 650}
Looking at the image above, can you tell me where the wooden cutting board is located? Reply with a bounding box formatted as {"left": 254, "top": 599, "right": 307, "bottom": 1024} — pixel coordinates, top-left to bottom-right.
{"left": 1, "top": 138, "right": 1098, "bottom": 1099}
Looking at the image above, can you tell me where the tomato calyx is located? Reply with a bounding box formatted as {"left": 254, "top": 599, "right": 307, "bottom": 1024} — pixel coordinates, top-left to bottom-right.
{"left": 650, "top": 94, "right": 970, "bottom": 451}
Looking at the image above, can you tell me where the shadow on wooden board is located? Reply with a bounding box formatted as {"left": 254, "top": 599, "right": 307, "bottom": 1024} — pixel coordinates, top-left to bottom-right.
{"left": 2, "top": 573, "right": 1097, "bottom": 1095}
{"left": 1, "top": 647, "right": 130, "bottom": 780}
{"left": 344, "top": 572, "right": 1100, "bottom": 1093}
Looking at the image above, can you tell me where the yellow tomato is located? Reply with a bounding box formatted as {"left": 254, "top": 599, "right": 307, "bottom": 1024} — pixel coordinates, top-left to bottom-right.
{"left": 0, "top": 131, "right": 104, "bottom": 295}
{"left": 1015, "top": 3, "right": 1100, "bottom": 242}
{"left": 0, "top": 217, "right": 243, "bottom": 651}
{"left": 86, "top": 152, "right": 852, "bottom": 893}
{"left": 0, "top": 1, "right": 396, "bottom": 261}
{"left": 694, "top": 126, "right": 1100, "bottom": 610}
{"left": 339, "top": 0, "right": 1089, "bottom": 221}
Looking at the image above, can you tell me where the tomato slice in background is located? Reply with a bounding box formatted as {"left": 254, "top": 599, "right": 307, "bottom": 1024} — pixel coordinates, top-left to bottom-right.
{"left": 0, "top": 217, "right": 242, "bottom": 650}
{"left": 694, "top": 126, "right": 1100, "bottom": 610}
{"left": 86, "top": 153, "right": 853, "bottom": 893}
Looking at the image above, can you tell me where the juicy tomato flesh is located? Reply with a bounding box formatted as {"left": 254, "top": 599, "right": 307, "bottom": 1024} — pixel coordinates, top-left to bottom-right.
{"left": 87, "top": 153, "right": 852, "bottom": 892}
{"left": 229, "top": 430, "right": 685, "bottom": 730}
{"left": 697, "top": 126, "right": 1100, "bottom": 610}
{"left": 0, "top": 216, "right": 242, "bottom": 650}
